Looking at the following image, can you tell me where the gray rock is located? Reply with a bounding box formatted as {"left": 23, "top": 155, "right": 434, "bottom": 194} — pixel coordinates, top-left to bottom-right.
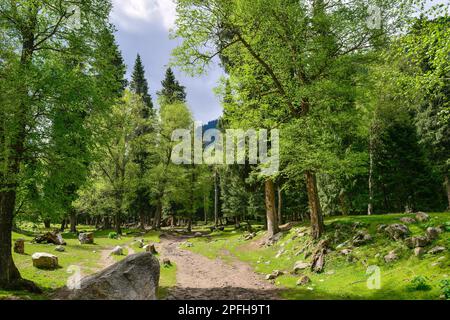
{"left": 32, "top": 252, "right": 59, "bottom": 269}
{"left": 352, "top": 230, "right": 372, "bottom": 246}
{"left": 426, "top": 227, "right": 441, "bottom": 240}
{"left": 78, "top": 232, "right": 94, "bottom": 244}
{"left": 340, "top": 248, "right": 352, "bottom": 256}
{"left": 384, "top": 224, "right": 410, "bottom": 240}
{"left": 428, "top": 246, "right": 446, "bottom": 254}
{"left": 55, "top": 245, "right": 65, "bottom": 252}
{"left": 405, "top": 236, "right": 430, "bottom": 248}
{"left": 275, "top": 249, "right": 285, "bottom": 258}
{"left": 415, "top": 212, "right": 430, "bottom": 222}
{"left": 194, "top": 232, "right": 202, "bottom": 237}
{"left": 293, "top": 261, "right": 311, "bottom": 273}
{"left": 296, "top": 275, "right": 311, "bottom": 286}
{"left": 14, "top": 239, "right": 25, "bottom": 254}
{"left": 265, "top": 270, "right": 284, "bottom": 280}
{"left": 400, "top": 217, "right": 416, "bottom": 224}
{"left": 162, "top": 258, "right": 171, "bottom": 266}
{"left": 384, "top": 250, "right": 398, "bottom": 263}
{"left": 58, "top": 253, "right": 160, "bottom": 300}
{"left": 413, "top": 247, "right": 425, "bottom": 257}
{"left": 144, "top": 243, "right": 158, "bottom": 254}
{"left": 111, "top": 246, "right": 123, "bottom": 255}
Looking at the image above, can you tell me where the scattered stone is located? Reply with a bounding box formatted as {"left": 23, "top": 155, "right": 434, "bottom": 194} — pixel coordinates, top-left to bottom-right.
{"left": 194, "top": 232, "right": 202, "bottom": 237}
{"left": 144, "top": 243, "right": 158, "bottom": 254}
{"left": 325, "top": 270, "right": 335, "bottom": 275}
{"left": 244, "top": 233, "right": 256, "bottom": 241}
{"left": 162, "top": 258, "right": 171, "bottom": 266}
{"left": 336, "top": 241, "right": 350, "bottom": 249}
{"left": 14, "top": 239, "right": 25, "bottom": 254}
{"left": 377, "top": 224, "right": 387, "bottom": 232}
{"left": 111, "top": 246, "right": 123, "bottom": 256}
{"left": 265, "top": 270, "right": 284, "bottom": 280}
{"left": 275, "top": 249, "right": 285, "bottom": 258}
{"left": 57, "top": 252, "right": 159, "bottom": 300}
{"left": 384, "top": 224, "right": 410, "bottom": 240}
{"left": 32, "top": 252, "right": 59, "bottom": 269}
{"left": 352, "top": 230, "right": 372, "bottom": 246}
{"left": 293, "top": 261, "right": 311, "bottom": 274}
{"left": 34, "top": 232, "right": 66, "bottom": 245}
{"left": 413, "top": 247, "right": 425, "bottom": 257}
{"left": 426, "top": 227, "right": 441, "bottom": 240}
{"left": 428, "top": 246, "right": 446, "bottom": 255}
{"left": 55, "top": 245, "right": 65, "bottom": 252}
{"left": 415, "top": 212, "right": 429, "bottom": 222}
{"left": 279, "top": 222, "right": 295, "bottom": 232}
{"left": 340, "top": 248, "right": 352, "bottom": 256}
{"left": 137, "top": 239, "right": 145, "bottom": 248}
{"left": 405, "top": 236, "right": 430, "bottom": 248}
{"left": 296, "top": 275, "right": 311, "bottom": 286}
{"left": 384, "top": 250, "right": 398, "bottom": 263}
{"left": 78, "top": 232, "right": 94, "bottom": 244}
{"left": 400, "top": 217, "right": 416, "bottom": 224}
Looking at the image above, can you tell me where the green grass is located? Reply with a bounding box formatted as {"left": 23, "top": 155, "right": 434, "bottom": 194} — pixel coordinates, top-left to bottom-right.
{"left": 184, "top": 212, "right": 450, "bottom": 300}
{"left": 0, "top": 226, "right": 163, "bottom": 300}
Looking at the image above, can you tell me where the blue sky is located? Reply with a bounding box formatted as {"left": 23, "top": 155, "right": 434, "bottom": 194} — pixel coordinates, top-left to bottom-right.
{"left": 110, "top": 0, "right": 225, "bottom": 123}
{"left": 110, "top": 0, "right": 448, "bottom": 123}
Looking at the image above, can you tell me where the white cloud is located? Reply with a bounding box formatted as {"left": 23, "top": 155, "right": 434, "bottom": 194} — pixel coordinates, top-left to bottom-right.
{"left": 111, "top": 0, "right": 176, "bottom": 32}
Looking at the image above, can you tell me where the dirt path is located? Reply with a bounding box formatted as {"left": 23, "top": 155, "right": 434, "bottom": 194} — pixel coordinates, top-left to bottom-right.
{"left": 158, "top": 234, "right": 282, "bottom": 300}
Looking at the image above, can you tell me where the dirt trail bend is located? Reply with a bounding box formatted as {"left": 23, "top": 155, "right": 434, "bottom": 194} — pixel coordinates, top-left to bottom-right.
{"left": 157, "top": 234, "right": 281, "bottom": 300}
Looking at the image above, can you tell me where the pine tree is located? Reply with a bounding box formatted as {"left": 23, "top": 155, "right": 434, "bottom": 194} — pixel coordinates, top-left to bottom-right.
{"left": 157, "top": 67, "right": 186, "bottom": 104}
{"left": 130, "top": 54, "right": 153, "bottom": 117}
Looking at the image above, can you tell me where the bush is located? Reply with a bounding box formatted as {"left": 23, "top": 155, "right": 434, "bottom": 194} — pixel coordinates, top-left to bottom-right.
{"left": 407, "top": 276, "right": 432, "bottom": 291}
{"left": 440, "top": 280, "right": 450, "bottom": 299}
{"left": 108, "top": 232, "right": 118, "bottom": 239}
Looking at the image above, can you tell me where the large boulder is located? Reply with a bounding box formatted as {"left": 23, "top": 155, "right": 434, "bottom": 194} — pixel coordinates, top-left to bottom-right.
{"left": 400, "top": 217, "right": 416, "bottom": 224}
{"left": 57, "top": 253, "right": 160, "bottom": 300}
{"left": 292, "top": 261, "right": 311, "bottom": 274}
{"left": 426, "top": 227, "right": 441, "bottom": 240}
{"left": 34, "top": 232, "right": 66, "bottom": 245}
{"left": 14, "top": 239, "right": 25, "bottom": 254}
{"left": 352, "top": 230, "right": 372, "bottom": 246}
{"left": 405, "top": 236, "right": 430, "bottom": 248}
{"left": 32, "top": 252, "right": 59, "bottom": 269}
{"left": 78, "top": 232, "right": 94, "bottom": 244}
{"left": 415, "top": 212, "right": 430, "bottom": 222}
{"left": 428, "top": 246, "right": 446, "bottom": 255}
{"left": 384, "top": 224, "right": 410, "bottom": 240}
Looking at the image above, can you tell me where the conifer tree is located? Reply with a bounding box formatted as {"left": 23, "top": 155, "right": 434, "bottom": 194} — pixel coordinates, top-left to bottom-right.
{"left": 130, "top": 54, "right": 153, "bottom": 117}
{"left": 157, "top": 67, "right": 186, "bottom": 104}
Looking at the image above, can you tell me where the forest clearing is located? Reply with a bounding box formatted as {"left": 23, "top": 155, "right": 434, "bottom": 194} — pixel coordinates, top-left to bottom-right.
{"left": 0, "top": 0, "right": 449, "bottom": 305}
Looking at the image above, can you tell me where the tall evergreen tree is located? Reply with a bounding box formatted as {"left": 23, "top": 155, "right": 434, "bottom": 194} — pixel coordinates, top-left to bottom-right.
{"left": 157, "top": 67, "right": 187, "bottom": 104}
{"left": 130, "top": 54, "right": 153, "bottom": 117}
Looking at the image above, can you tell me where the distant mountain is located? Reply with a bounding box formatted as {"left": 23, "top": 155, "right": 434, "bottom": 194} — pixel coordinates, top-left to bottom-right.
{"left": 202, "top": 119, "right": 219, "bottom": 132}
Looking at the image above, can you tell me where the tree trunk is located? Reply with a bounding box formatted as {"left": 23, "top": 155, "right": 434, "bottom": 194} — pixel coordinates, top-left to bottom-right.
{"left": 103, "top": 216, "right": 111, "bottom": 229}
{"left": 305, "top": 171, "right": 324, "bottom": 239}
{"left": 115, "top": 211, "right": 122, "bottom": 235}
{"left": 445, "top": 175, "right": 450, "bottom": 211}
{"left": 368, "top": 135, "right": 374, "bottom": 215}
{"left": 60, "top": 219, "right": 66, "bottom": 232}
{"left": 214, "top": 169, "right": 219, "bottom": 227}
{"left": 69, "top": 210, "right": 77, "bottom": 233}
{"left": 43, "top": 219, "right": 51, "bottom": 229}
{"left": 265, "top": 179, "right": 279, "bottom": 237}
{"left": 187, "top": 218, "right": 192, "bottom": 233}
{"left": 139, "top": 209, "right": 146, "bottom": 230}
{"left": 0, "top": 190, "right": 22, "bottom": 288}
{"left": 277, "top": 186, "right": 282, "bottom": 225}
{"left": 153, "top": 200, "right": 162, "bottom": 230}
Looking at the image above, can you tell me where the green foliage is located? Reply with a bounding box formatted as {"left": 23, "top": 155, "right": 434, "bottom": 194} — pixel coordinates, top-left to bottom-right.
{"left": 440, "top": 280, "right": 450, "bottom": 299}
{"left": 108, "top": 232, "right": 118, "bottom": 239}
{"left": 407, "top": 276, "right": 432, "bottom": 292}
